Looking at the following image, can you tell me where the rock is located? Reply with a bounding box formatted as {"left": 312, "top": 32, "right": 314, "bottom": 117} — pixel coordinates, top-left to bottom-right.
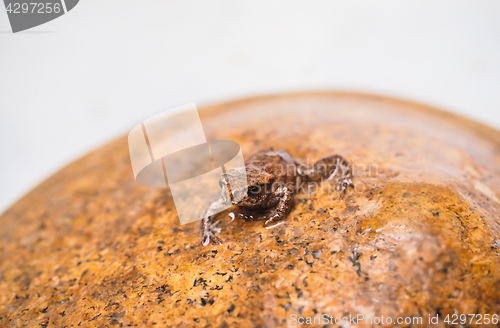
{"left": 1, "top": 92, "right": 499, "bottom": 327}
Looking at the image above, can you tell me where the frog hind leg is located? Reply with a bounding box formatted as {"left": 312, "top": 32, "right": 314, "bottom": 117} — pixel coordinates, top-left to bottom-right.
{"left": 263, "top": 185, "right": 294, "bottom": 229}
{"left": 306, "top": 155, "right": 354, "bottom": 200}
{"left": 273, "top": 150, "right": 298, "bottom": 165}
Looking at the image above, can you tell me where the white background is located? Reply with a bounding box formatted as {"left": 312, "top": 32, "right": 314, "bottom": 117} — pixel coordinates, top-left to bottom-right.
{"left": 0, "top": 1, "right": 499, "bottom": 213}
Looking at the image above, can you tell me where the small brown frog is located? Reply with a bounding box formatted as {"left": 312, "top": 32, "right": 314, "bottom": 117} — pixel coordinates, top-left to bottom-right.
{"left": 201, "top": 148, "right": 353, "bottom": 245}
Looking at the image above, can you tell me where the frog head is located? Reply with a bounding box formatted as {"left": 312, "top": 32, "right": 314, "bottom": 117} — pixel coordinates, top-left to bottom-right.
{"left": 219, "top": 165, "right": 278, "bottom": 209}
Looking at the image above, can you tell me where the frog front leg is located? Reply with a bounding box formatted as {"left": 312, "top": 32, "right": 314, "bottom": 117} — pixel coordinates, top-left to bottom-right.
{"left": 201, "top": 214, "right": 221, "bottom": 246}
{"left": 302, "top": 155, "right": 354, "bottom": 200}
{"left": 201, "top": 197, "right": 227, "bottom": 245}
{"left": 263, "top": 185, "right": 294, "bottom": 228}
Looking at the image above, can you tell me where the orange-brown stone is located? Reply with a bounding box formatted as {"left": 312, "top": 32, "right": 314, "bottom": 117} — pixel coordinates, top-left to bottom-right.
{"left": 1, "top": 92, "right": 499, "bottom": 327}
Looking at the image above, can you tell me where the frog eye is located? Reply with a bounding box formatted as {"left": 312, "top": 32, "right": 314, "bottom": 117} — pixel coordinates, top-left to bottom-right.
{"left": 248, "top": 185, "right": 259, "bottom": 194}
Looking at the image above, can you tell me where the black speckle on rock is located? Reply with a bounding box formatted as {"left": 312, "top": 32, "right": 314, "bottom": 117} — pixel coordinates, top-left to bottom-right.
{"left": 349, "top": 252, "right": 362, "bottom": 276}
{"left": 200, "top": 297, "right": 214, "bottom": 306}
{"left": 295, "top": 287, "right": 304, "bottom": 298}
{"left": 227, "top": 304, "right": 235, "bottom": 313}
{"left": 193, "top": 278, "right": 207, "bottom": 287}
{"left": 214, "top": 272, "right": 227, "bottom": 276}
{"left": 165, "top": 249, "right": 180, "bottom": 256}
{"left": 155, "top": 284, "right": 170, "bottom": 294}
{"left": 280, "top": 302, "right": 292, "bottom": 310}
{"left": 312, "top": 249, "right": 322, "bottom": 259}
{"left": 210, "top": 285, "right": 223, "bottom": 290}
{"left": 90, "top": 313, "right": 101, "bottom": 321}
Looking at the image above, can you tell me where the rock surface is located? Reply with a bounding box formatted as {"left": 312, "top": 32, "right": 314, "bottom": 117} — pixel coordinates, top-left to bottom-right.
{"left": 1, "top": 92, "right": 500, "bottom": 327}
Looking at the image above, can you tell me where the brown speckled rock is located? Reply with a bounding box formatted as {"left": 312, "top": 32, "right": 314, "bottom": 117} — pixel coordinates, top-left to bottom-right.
{"left": 1, "top": 92, "right": 500, "bottom": 327}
